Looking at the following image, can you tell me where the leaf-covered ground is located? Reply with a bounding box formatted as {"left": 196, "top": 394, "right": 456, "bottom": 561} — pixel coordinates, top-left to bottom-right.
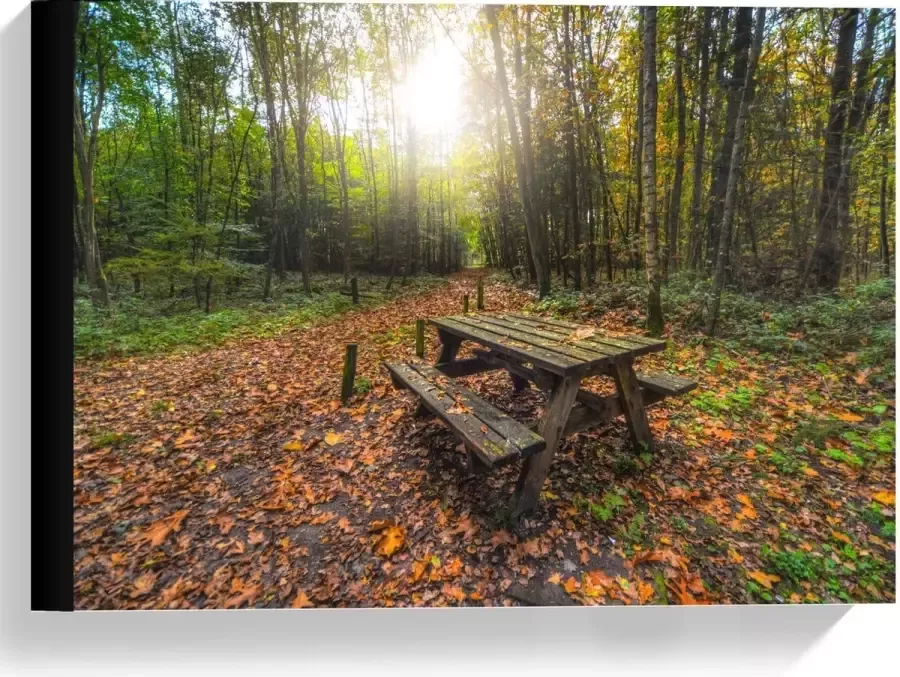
{"left": 74, "top": 271, "right": 896, "bottom": 608}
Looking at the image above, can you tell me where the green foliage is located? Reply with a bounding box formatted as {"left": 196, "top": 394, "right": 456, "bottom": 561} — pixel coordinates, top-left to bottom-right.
{"left": 354, "top": 376, "right": 373, "bottom": 395}
{"left": 586, "top": 489, "right": 627, "bottom": 523}
{"left": 90, "top": 431, "right": 135, "bottom": 449}
{"left": 762, "top": 545, "right": 821, "bottom": 584}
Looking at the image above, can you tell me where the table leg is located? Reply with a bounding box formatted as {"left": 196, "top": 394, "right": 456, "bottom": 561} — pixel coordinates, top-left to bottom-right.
{"left": 435, "top": 329, "right": 463, "bottom": 365}
{"left": 610, "top": 358, "right": 654, "bottom": 454}
{"left": 512, "top": 371, "right": 582, "bottom": 517}
{"left": 509, "top": 373, "right": 529, "bottom": 393}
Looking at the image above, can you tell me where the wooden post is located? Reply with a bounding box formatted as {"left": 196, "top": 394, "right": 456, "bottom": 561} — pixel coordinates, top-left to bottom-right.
{"left": 415, "top": 319, "right": 425, "bottom": 358}
{"left": 463, "top": 294, "right": 469, "bottom": 313}
{"left": 477, "top": 277, "right": 484, "bottom": 310}
{"left": 341, "top": 343, "right": 358, "bottom": 404}
{"left": 350, "top": 277, "right": 359, "bottom": 304}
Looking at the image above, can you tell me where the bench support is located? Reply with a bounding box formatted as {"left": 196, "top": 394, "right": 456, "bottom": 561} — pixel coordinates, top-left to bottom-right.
{"left": 610, "top": 358, "right": 654, "bottom": 454}
{"left": 512, "top": 371, "right": 582, "bottom": 518}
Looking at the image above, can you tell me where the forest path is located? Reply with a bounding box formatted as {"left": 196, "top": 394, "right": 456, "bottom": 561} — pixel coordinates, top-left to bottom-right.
{"left": 74, "top": 271, "right": 895, "bottom": 608}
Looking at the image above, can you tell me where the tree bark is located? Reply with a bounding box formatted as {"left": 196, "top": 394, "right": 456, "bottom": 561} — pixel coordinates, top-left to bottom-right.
{"left": 689, "top": 8, "right": 712, "bottom": 271}
{"left": 707, "top": 8, "right": 766, "bottom": 336}
{"left": 666, "top": 7, "right": 687, "bottom": 276}
{"left": 805, "top": 9, "right": 859, "bottom": 290}
{"left": 485, "top": 5, "right": 551, "bottom": 298}
{"left": 641, "top": 7, "right": 664, "bottom": 336}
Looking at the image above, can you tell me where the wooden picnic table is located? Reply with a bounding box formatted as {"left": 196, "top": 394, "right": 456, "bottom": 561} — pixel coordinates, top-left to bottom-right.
{"left": 427, "top": 312, "right": 670, "bottom": 516}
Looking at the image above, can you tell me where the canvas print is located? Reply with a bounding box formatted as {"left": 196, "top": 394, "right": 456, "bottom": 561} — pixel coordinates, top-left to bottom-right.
{"left": 73, "top": 2, "right": 896, "bottom": 609}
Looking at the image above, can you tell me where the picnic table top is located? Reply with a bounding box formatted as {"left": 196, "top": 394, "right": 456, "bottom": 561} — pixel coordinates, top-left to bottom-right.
{"left": 429, "top": 312, "right": 666, "bottom": 377}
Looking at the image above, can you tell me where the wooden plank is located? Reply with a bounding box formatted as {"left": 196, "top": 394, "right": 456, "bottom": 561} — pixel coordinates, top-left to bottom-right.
{"left": 435, "top": 328, "right": 463, "bottom": 365}
{"left": 434, "top": 357, "right": 499, "bottom": 378}
{"left": 513, "top": 372, "right": 583, "bottom": 517}
{"left": 503, "top": 312, "right": 666, "bottom": 351}
{"left": 449, "top": 317, "right": 610, "bottom": 368}
{"left": 384, "top": 361, "right": 545, "bottom": 466}
{"left": 636, "top": 372, "right": 697, "bottom": 396}
{"left": 430, "top": 317, "right": 582, "bottom": 375}
{"left": 610, "top": 359, "right": 654, "bottom": 454}
{"left": 473, "top": 314, "right": 620, "bottom": 359}
{"left": 499, "top": 312, "right": 665, "bottom": 355}
{"left": 471, "top": 349, "right": 555, "bottom": 391}
{"left": 385, "top": 362, "right": 521, "bottom": 467}
{"left": 453, "top": 315, "right": 611, "bottom": 365}
{"left": 406, "top": 362, "right": 545, "bottom": 456}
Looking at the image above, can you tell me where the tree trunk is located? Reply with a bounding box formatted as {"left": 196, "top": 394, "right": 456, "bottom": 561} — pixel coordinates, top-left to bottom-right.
{"left": 805, "top": 9, "right": 859, "bottom": 290}
{"left": 641, "top": 7, "right": 664, "bottom": 336}
{"left": 666, "top": 7, "right": 687, "bottom": 276}
{"left": 837, "top": 9, "right": 879, "bottom": 277}
{"left": 563, "top": 6, "right": 581, "bottom": 290}
{"left": 707, "top": 8, "right": 766, "bottom": 336}
{"left": 485, "top": 5, "right": 550, "bottom": 298}
{"left": 689, "top": 8, "right": 712, "bottom": 271}
{"left": 706, "top": 8, "right": 752, "bottom": 272}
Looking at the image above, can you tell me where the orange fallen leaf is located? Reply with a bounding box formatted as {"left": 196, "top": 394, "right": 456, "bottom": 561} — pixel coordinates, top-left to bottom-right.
{"left": 588, "top": 569, "right": 616, "bottom": 589}
{"left": 282, "top": 441, "right": 305, "bottom": 452}
{"left": 831, "top": 531, "right": 851, "bottom": 544}
{"left": 563, "top": 577, "right": 580, "bottom": 594}
{"left": 411, "top": 560, "right": 427, "bottom": 582}
{"left": 547, "top": 572, "right": 561, "bottom": 585}
{"left": 136, "top": 509, "right": 189, "bottom": 547}
{"left": 130, "top": 572, "right": 157, "bottom": 598}
{"left": 324, "top": 431, "right": 343, "bottom": 446}
{"left": 872, "top": 490, "right": 894, "bottom": 506}
{"left": 637, "top": 580, "right": 655, "bottom": 604}
{"left": 834, "top": 411, "right": 864, "bottom": 422}
{"left": 441, "top": 584, "right": 466, "bottom": 602}
{"left": 727, "top": 548, "right": 744, "bottom": 564}
{"left": 291, "top": 590, "right": 314, "bottom": 608}
{"left": 747, "top": 570, "right": 781, "bottom": 590}
{"left": 374, "top": 526, "right": 406, "bottom": 557}
{"left": 224, "top": 584, "right": 261, "bottom": 609}
{"left": 110, "top": 552, "right": 125, "bottom": 566}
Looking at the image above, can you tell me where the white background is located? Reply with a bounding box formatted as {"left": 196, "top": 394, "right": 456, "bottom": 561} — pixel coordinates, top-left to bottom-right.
{"left": 1, "top": 1, "right": 896, "bottom": 675}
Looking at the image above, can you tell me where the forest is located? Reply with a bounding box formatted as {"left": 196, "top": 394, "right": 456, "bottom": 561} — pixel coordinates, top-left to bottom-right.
{"left": 75, "top": 3, "right": 895, "bottom": 339}
{"left": 73, "top": 3, "right": 895, "bottom": 610}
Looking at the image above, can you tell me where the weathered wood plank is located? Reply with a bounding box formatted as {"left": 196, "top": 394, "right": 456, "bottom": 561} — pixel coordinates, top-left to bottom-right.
{"left": 473, "top": 314, "right": 620, "bottom": 359}
{"left": 512, "top": 372, "right": 583, "bottom": 517}
{"left": 434, "top": 357, "right": 499, "bottom": 378}
{"left": 453, "top": 315, "right": 611, "bottom": 365}
{"left": 503, "top": 312, "right": 666, "bottom": 350}
{"left": 430, "top": 317, "right": 583, "bottom": 375}
{"left": 407, "top": 362, "right": 545, "bottom": 454}
{"left": 499, "top": 312, "right": 665, "bottom": 355}
{"left": 384, "top": 360, "right": 545, "bottom": 467}
{"left": 636, "top": 372, "right": 697, "bottom": 396}
{"left": 610, "top": 359, "right": 654, "bottom": 454}
{"left": 435, "top": 328, "right": 463, "bottom": 365}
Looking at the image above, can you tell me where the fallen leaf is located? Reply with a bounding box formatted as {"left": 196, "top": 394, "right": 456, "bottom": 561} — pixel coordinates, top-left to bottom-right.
{"left": 831, "top": 531, "right": 851, "bottom": 544}
{"left": 324, "top": 431, "right": 343, "bottom": 446}
{"left": 136, "top": 509, "right": 189, "bottom": 547}
{"left": 747, "top": 570, "right": 781, "bottom": 590}
{"left": 374, "top": 525, "right": 406, "bottom": 557}
{"left": 224, "top": 584, "right": 260, "bottom": 609}
{"left": 291, "top": 590, "right": 314, "bottom": 608}
{"left": 563, "top": 576, "right": 579, "bottom": 594}
{"left": 441, "top": 584, "right": 466, "bottom": 603}
{"left": 130, "top": 572, "right": 157, "bottom": 598}
{"left": 834, "top": 411, "right": 864, "bottom": 422}
{"left": 872, "top": 491, "right": 894, "bottom": 506}
{"left": 282, "top": 441, "right": 305, "bottom": 452}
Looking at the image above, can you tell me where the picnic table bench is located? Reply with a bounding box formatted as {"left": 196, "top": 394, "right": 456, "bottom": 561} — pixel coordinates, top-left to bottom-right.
{"left": 384, "top": 311, "right": 696, "bottom": 516}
